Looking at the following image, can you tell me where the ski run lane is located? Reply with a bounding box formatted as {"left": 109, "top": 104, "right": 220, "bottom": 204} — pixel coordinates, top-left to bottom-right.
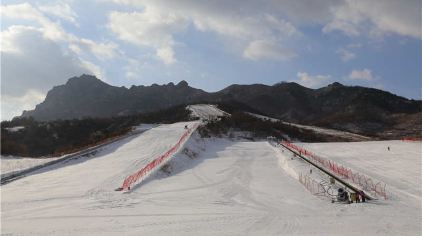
{"left": 1, "top": 127, "right": 421, "bottom": 235}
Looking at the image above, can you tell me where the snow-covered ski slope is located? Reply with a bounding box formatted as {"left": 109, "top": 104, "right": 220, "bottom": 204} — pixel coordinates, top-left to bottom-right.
{"left": 1, "top": 156, "right": 62, "bottom": 176}
{"left": 1, "top": 122, "right": 197, "bottom": 233}
{"left": 247, "top": 112, "right": 370, "bottom": 141}
{"left": 299, "top": 141, "right": 422, "bottom": 200}
{"left": 2, "top": 131, "right": 421, "bottom": 235}
{"left": 1, "top": 124, "right": 157, "bottom": 178}
{"left": 187, "top": 104, "right": 229, "bottom": 120}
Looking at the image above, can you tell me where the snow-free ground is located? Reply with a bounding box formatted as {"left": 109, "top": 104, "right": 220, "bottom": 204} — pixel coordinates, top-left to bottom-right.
{"left": 1, "top": 124, "right": 421, "bottom": 235}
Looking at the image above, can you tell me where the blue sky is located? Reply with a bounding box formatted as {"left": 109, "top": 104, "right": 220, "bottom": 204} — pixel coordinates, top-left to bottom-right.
{"left": 1, "top": 0, "right": 421, "bottom": 120}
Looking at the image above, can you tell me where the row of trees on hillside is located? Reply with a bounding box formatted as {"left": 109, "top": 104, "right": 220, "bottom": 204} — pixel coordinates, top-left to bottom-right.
{"left": 1, "top": 105, "right": 195, "bottom": 157}
{"left": 198, "top": 112, "right": 355, "bottom": 142}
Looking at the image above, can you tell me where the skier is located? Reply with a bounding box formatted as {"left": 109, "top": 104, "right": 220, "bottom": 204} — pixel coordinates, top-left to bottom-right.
{"left": 359, "top": 190, "right": 366, "bottom": 202}
{"left": 350, "top": 192, "right": 357, "bottom": 203}
{"left": 184, "top": 125, "right": 188, "bottom": 129}
{"left": 387, "top": 146, "right": 390, "bottom": 151}
{"left": 345, "top": 191, "right": 350, "bottom": 204}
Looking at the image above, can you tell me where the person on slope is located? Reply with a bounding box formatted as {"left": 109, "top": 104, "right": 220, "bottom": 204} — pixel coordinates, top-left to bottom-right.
{"left": 359, "top": 190, "right": 366, "bottom": 202}
{"left": 350, "top": 192, "right": 357, "bottom": 203}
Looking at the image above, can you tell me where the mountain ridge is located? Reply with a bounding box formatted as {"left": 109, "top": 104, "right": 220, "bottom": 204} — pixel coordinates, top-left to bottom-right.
{"left": 21, "top": 74, "right": 421, "bottom": 136}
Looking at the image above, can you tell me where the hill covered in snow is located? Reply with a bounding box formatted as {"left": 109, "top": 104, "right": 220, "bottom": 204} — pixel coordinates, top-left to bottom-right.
{"left": 2, "top": 121, "right": 421, "bottom": 235}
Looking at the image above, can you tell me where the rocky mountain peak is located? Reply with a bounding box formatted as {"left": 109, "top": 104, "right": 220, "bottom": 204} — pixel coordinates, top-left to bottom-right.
{"left": 64, "top": 74, "right": 110, "bottom": 90}
{"left": 177, "top": 80, "right": 189, "bottom": 87}
{"left": 20, "top": 74, "right": 421, "bottom": 137}
{"left": 329, "top": 82, "right": 344, "bottom": 87}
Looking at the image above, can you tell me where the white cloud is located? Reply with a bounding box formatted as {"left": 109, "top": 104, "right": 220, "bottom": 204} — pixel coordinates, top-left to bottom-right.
{"left": 323, "top": 0, "right": 421, "bottom": 39}
{"left": 322, "top": 2, "right": 363, "bottom": 36}
{"left": 336, "top": 48, "right": 356, "bottom": 61}
{"left": 1, "top": 25, "right": 35, "bottom": 53}
{"left": 108, "top": 1, "right": 300, "bottom": 64}
{"left": 107, "top": 0, "right": 421, "bottom": 66}
{"left": 124, "top": 59, "right": 143, "bottom": 79}
{"left": 348, "top": 68, "right": 375, "bottom": 81}
{"left": 107, "top": 0, "right": 421, "bottom": 67}
{"left": 192, "top": 12, "right": 299, "bottom": 39}
{"left": 0, "top": 26, "right": 102, "bottom": 119}
{"left": 69, "top": 43, "right": 82, "bottom": 54}
{"left": 243, "top": 40, "right": 296, "bottom": 61}
{"left": 294, "top": 72, "right": 332, "bottom": 88}
{"left": 77, "top": 39, "right": 118, "bottom": 60}
{"left": 108, "top": 9, "right": 187, "bottom": 64}
{"left": 1, "top": 3, "right": 119, "bottom": 60}
{"left": 156, "top": 47, "right": 176, "bottom": 64}
{"left": 1, "top": 90, "right": 46, "bottom": 121}
{"left": 0, "top": 26, "right": 94, "bottom": 96}
{"left": 1, "top": 3, "right": 70, "bottom": 41}
{"left": 80, "top": 60, "right": 105, "bottom": 79}
{"left": 323, "top": 20, "right": 361, "bottom": 36}
{"left": 38, "top": 1, "right": 78, "bottom": 25}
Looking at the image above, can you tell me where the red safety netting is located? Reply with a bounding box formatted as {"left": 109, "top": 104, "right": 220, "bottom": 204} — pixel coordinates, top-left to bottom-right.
{"left": 120, "top": 123, "right": 200, "bottom": 191}
{"left": 281, "top": 140, "right": 388, "bottom": 200}
{"left": 401, "top": 137, "right": 419, "bottom": 142}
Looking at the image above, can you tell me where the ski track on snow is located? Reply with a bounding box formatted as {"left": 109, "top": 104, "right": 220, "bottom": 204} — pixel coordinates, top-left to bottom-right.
{"left": 1, "top": 123, "right": 421, "bottom": 235}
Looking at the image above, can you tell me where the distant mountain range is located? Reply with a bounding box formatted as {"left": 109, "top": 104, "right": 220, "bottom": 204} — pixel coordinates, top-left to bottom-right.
{"left": 21, "top": 74, "right": 422, "bottom": 137}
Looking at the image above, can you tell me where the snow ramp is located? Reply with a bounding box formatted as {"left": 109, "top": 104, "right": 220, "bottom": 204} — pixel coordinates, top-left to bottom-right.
{"left": 118, "top": 121, "right": 200, "bottom": 191}
{"left": 2, "top": 121, "right": 199, "bottom": 203}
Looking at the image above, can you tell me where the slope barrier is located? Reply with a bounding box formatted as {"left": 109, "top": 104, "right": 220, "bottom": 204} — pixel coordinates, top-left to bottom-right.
{"left": 299, "top": 172, "right": 326, "bottom": 196}
{"left": 118, "top": 122, "right": 200, "bottom": 191}
{"left": 281, "top": 140, "right": 388, "bottom": 200}
{"left": 1, "top": 128, "right": 149, "bottom": 185}
{"left": 401, "top": 137, "right": 420, "bottom": 142}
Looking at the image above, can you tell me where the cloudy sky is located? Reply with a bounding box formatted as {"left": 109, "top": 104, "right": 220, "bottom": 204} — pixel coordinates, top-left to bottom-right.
{"left": 1, "top": 0, "right": 421, "bottom": 120}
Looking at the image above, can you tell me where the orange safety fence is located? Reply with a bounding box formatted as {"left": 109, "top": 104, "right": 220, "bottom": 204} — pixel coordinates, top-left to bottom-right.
{"left": 119, "top": 123, "right": 200, "bottom": 191}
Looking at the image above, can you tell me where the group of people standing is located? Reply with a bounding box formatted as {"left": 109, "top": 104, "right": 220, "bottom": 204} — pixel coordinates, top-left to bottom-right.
{"left": 337, "top": 188, "right": 366, "bottom": 203}
{"left": 349, "top": 190, "right": 366, "bottom": 203}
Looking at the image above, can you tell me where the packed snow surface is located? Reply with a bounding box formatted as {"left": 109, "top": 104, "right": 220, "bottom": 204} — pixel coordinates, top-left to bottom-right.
{"left": 2, "top": 126, "right": 421, "bottom": 235}
{"left": 3, "top": 126, "right": 25, "bottom": 132}
{"left": 298, "top": 141, "right": 422, "bottom": 200}
{"left": 0, "top": 124, "right": 157, "bottom": 177}
{"left": 187, "top": 104, "right": 229, "bottom": 120}
{"left": 246, "top": 112, "right": 370, "bottom": 141}
{"left": 1, "top": 156, "right": 62, "bottom": 175}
